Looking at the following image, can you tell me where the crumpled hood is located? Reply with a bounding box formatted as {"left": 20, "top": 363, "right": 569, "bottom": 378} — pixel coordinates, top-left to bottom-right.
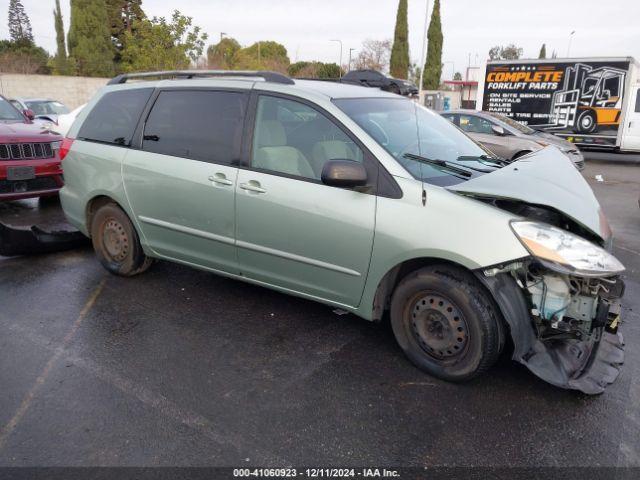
{"left": 448, "top": 147, "right": 604, "bottom": 239}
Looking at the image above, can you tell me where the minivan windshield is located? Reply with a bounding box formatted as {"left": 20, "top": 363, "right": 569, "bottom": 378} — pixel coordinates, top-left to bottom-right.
{"left": 0, "top": 97, "right": 26, "bottom": 123}
{"left": 334, "top": 98, "right": 494, "bottom": 185}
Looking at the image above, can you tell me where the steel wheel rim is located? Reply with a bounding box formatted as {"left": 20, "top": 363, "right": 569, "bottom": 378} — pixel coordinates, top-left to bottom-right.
{"left": 102, "top": 217, "right": 129, "bottom": 262}
{"left": 410, "top": 292, "right": 469, "bottom": 361}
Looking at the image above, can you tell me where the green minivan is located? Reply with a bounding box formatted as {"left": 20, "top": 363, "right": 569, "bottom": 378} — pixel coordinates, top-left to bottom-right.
{"left": 60, "top": 70, "right": 626, "bottom": 394}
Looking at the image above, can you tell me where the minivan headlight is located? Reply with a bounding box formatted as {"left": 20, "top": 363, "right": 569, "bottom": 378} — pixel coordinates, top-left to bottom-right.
{"left": 511, "top": 221, "right": 624, "bottom": 277}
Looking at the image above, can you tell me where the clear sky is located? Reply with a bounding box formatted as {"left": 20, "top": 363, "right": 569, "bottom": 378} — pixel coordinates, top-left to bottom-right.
{"left": 1, "top": 0, "right": 639, "bottom": 79}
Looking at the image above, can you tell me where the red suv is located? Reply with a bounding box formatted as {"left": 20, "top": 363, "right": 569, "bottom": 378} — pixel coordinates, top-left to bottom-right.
{"left": 0, "top": 95, "right": 63, "bottom": 201}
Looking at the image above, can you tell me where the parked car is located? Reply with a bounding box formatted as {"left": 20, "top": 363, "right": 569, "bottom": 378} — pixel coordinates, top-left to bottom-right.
{"left": 60, "top": 70, "right": 625, "bottom": 394}
{"left": 341, "top": 69, "right": 418, "bottom": 96}
{"left": 0, "top": 95, "right": 63, "bottom": 201}
{"left": 441, "top": 109, "right": 585, "bottom": 169}
{"left": 9, "top": 97, "right": 71, "bottom": 125}
{"left": 54, "top": 104, "right": 85, "bottom": 137}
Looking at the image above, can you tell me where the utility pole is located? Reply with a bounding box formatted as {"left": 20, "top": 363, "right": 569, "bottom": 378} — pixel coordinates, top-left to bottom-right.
{"left": 330, "top": 39, "right": 343, "bottom": 78}
{"left": 567, "top": 30, "right": 576, "bottom": 57}
{"left": 418, "top": 0, "right": 430, "bottom": 92}
{"left": 348, "top": 48, "right": 355, "bottom": 72}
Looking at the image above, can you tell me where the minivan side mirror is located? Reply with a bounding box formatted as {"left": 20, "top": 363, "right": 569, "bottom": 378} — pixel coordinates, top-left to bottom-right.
{"left": 23, "top": 109, "right": 35, "bottom": 121}
{"left": 321, "top": 160, "right": 368, "bottom": 188}
{"left": 491, "top": 125, "right": 506, "bottom": 136}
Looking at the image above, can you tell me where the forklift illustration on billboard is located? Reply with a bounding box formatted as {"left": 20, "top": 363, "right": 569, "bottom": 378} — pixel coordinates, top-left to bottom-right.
{"left": 548, "top": 63, "right": 626, "bottom": 134}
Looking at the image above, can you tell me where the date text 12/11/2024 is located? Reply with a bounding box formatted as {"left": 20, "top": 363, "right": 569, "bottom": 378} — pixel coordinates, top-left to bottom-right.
{"left": 233, "top": 468, "right": 401, "bottom": 478}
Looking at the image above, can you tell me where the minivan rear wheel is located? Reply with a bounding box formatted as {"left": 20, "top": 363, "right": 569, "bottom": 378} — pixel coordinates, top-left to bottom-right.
{"left": 90, "top": 202, "right": 153, "bottom": 276}
{"left": 390, "top": 265, "right": 503, "bottom": 382}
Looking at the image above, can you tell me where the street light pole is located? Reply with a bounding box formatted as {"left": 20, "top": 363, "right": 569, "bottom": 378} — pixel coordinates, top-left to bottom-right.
{"left": 348, "top": 48, "right": 355, "bottom": 72}
{"left": 330, "top": 39, "right": 343, "bottom": 78}
{"left": 443, "top": 61, "right": 454, "bottom": 80}
{"left": 220, "top": 32, "right": 227, "bottom": 42}
{"left": 418, "top": 0, "right": 431, "bottom": 93}
{"left": 567, "top": 30, "right": 576, "bottom": 57}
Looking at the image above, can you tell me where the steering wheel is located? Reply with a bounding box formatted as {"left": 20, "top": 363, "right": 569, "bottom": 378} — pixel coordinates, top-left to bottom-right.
{"left": 365, "top": 119, "right": 390, "bottom": 147}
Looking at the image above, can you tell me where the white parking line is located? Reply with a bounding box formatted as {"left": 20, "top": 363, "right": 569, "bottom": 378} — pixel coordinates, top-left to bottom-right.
{"left": 0, "top": 278, "right": 106, "bottom": 451}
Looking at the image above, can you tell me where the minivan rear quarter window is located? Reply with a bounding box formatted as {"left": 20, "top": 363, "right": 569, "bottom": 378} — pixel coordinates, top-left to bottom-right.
{"left": 78, "top": 88, "right": 153, "bottom": 145}
{"left": 142, "top": 90, "right": 248, "bottom": 165}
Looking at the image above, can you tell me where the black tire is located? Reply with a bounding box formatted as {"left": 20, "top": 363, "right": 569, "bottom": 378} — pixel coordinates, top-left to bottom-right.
{"left": 90, "top": 202, "right": 153, "bottom": 276}
{"left": 388, "top": 83, "right": 401, "bottom": 95}
{"left": 574, "top": 109, "right": 597, "bottom": 134}
{"left": 390, "top": 265, "right": 504, "bottom": 382}
{"left": 511, "top": 150, "right": 532, "bottom": 160}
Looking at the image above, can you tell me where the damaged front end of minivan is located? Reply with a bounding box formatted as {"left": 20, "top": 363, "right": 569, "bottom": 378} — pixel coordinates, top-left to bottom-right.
{"left": 478, "top": 256, "right": 624, "bottom": 395}
{"left": 450, "top": 148, "right": 626, "bottom": 394}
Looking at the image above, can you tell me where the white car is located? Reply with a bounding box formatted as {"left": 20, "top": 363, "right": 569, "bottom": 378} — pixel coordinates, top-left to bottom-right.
{"left": 54, "top": 104, "right": 85, "bottom": 136}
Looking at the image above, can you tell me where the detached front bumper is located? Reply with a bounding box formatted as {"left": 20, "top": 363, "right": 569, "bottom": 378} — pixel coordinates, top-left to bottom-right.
{"left": 479, "top": 272, "right": 625, "bottom": 394}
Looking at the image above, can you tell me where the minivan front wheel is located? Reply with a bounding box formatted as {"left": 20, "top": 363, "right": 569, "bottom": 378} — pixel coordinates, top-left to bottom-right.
{"left": 90, "top": 202, "right": 153, "bottom": 276}
{"left": 390, "top": 265, "right": 503, "bottom": 382}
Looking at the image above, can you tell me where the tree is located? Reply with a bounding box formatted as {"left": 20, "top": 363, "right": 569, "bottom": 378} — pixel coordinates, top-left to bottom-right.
{"left": 389, "top": 0, "right": 409, "bottom": 79}
{"left": 353, "top": 39, "right": 392, "bottom": 72}
{"left": 207, "top": 37, "right": 241, "bottom": 69}
{"left": 453, "top": 71, "right": 462, "bottom": 80}
{"left": 551, "top": 49, "right": 557, "bottom": 59}
{"left": 0, "top": 39, "right": 49, "bottom": 74}
{"left": 423, "top": 0, "right": 442, "bottom": 89}
{"left": 488, "top": 44, "right": 523, "bottom": 60}
{"left": 105, "top": 0, "right": 145, "bottom": 62}
{"left": 538, "top": 43, "right": 547, "bottom": 59}
{"left": 52, "top": 0, "right": 73, "bottom": 75}
{"left": 8, "top": 0, "right": 33, "bottom": 44}
{"left": 120, "top": 10, "right": 207, "bottom": 72}
{"left": 288, "top": 61, "right": 341, "bottom": 79}
{"left": 68, "top": 0, "right": 115, "bottom": 76}
{"left": 233, "top": 41, "right": 290, "bottom": 73}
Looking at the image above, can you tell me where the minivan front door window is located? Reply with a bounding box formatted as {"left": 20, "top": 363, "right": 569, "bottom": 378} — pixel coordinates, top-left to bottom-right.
{"left": 252, "top": 96, "right": 363, "bottom": 179}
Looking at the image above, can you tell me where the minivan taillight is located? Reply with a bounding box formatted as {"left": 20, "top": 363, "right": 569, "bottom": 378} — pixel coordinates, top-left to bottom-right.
{"left": 59, "top": 137, "right": 74, "bottom": 161}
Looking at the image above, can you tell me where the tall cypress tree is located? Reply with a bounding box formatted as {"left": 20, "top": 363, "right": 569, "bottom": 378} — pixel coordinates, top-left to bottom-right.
{"left": 423, "top": 0, "right": 442, "bottom": 90}
{"left": 105, "top": 0, "right": 145, "bottom": 62}
{"left": 68, "top": 0, "right": 115, "bottom": 77}
{"left": 389, "top": 0, "right": 409, "bottom": 79}
{"left": 538, "top": 43, "right": 547, "bottom": 59}
{"left": 7, "top": 0, "right": 33, "bottom": 44}
{"left": 53, "top": 0, "right": 73, "bottom": 74}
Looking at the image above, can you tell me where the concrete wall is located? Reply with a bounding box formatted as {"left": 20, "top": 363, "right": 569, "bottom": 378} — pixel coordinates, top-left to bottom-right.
{"left": 0, "top": 74, "right": 109, "bottom": 110}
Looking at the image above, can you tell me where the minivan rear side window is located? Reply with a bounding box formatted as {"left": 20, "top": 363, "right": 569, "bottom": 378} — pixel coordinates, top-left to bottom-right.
{"left": 78, "top": 88, "right": 153, "bottom": 146}
{"left": 142, "top": 90, "right": 248, "bottom": 165}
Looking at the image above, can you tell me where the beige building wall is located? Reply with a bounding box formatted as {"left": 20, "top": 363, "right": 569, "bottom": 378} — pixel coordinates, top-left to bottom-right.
{"left": 0, "top": 74, "right": 109, "bottom": 109}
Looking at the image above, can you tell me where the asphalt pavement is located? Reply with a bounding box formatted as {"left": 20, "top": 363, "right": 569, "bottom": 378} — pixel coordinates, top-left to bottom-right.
{"left": 0, "top": 154, "right": 639, "bottom": 469}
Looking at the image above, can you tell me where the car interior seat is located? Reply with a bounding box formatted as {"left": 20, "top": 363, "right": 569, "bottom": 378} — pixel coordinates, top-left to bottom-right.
{"left": 253, "top": 120, "right": 316, "bottom": 178}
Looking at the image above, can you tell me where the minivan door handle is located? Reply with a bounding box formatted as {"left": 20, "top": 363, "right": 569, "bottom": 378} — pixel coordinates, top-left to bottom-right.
{"left": 208, "top": 173, "right": 233, "bottom": 186}
{"left": 239, "top": 181, "right": 266, "bottom": 194}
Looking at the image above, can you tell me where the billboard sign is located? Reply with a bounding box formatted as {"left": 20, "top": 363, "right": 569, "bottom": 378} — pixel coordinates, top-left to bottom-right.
{"left": 482, "top": 60, "right": 631, "bottom": 142}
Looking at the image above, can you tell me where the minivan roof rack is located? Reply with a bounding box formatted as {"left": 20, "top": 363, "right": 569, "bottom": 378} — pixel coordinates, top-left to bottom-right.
{"left": 107, "top": 70, "right": 295, "bottom": 85}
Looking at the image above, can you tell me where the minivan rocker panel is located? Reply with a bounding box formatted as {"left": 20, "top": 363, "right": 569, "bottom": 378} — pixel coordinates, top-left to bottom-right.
{"left": 60, "top": 72, "right": 626, "bottom": 394}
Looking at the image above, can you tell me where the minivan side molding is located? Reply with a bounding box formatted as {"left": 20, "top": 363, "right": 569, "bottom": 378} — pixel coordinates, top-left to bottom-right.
{"left": 236, "top": 240, "right": 362, "bottom": 277}
{"left": 138, "top": 215, "right": 235, "bottom": 246}
{"left": 139, "top": 215, "right": 361, "bottom": 277}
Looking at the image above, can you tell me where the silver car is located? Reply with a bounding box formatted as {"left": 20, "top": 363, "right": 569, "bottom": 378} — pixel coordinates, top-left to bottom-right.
{"left": 441, "top": 109, "right": 585, "bottom": 169}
